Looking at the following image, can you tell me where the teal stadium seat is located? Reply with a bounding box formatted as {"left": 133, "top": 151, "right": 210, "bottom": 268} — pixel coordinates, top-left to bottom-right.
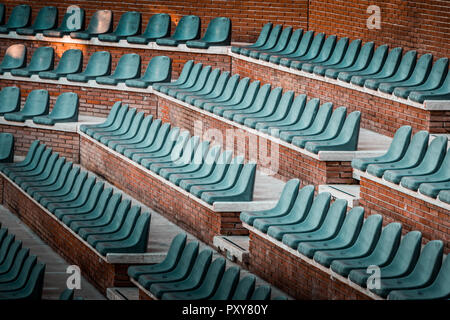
{"left": 186, "top": 17, "right": 231, "bottom": 48}
{"left": 156, "top": 15, "right": 200, "bottom": 46}
{"left": 33, "top": 92, "right": 79, "bottom": 125}
{"left": 241, "top": 24, "right": 282, "bottom": 57}
{"left": 0, "top": 5, "right": 31, "bottom": 34}
{"left": 67, "top": 51, "right": 111, "bottom": 82}
{"left": 409, "top": 69, "right": 450, "bottom": 103}
{"left": 16, "top": 6, "right": 58, "bottom": 35}
{"left": 270, "top": 30, "right": 314, "bottom": 65}
{"left": 259, "top": 28, "right": 303, "bottom": 62}
{"left": 290, "top": 34, "right": 336, "bottom": 70}
{"left": 4, "top": 89, "right": 49, "bottom": 122}
{"left": 70, "top": 10, "right": 113, "bottom": 40}
{"left": 249, "top": 27, "right": 292, "bottom": 59}
{"left": 127, "top": 13, "right": 171, "bottom": 44}
{"left": 11, "top": 46, "right": 54, "bottom": 77}
{"left": 98, "top": 11, "right": 141, "bottom": 42}
{"left": 325, "top": 41, "right": 374, "bottom": 79}
{"left": 0, "top": 133, "right": 14, "bottom": 163}
{"left": 39, "top": 49, "right": 82, "bottom": 80}
{"left": 231, "top": 22, "right": 272, "bottom": 54}
{"left": 281, "top": 32, "right": 325, "bottom": 68}
{"left": 0, "top": 44, "right": 26, "bottom": 74}
{"left": 313, "top": 39, "right": 361, "bottom": 76}
{"left": 153, "top": 60, "right": 194, "bottom": 92}
{"left": 302, "top": 37, "right": 349, "bottom": 73}
{"left": 43, "top": 7, "right": 85, "bottom": 37}
{"left": 96, "top": 53, "right": 141, "bottom": 85}
{"left": 0, "top": 86, "right": 21, "bottom": 116}
{"left": 126, "top": 56, "right": 172, "bottom": 88}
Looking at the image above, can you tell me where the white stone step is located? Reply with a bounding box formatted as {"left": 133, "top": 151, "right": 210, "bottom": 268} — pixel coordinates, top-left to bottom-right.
{"left": 319, "top": 184, "right": 360, "bottom": 208}
{"left": 107, "top": 287, "right": 139, "bottom": 300}
{"left": 213, "top": 235, "right": 249, "bottom": 264}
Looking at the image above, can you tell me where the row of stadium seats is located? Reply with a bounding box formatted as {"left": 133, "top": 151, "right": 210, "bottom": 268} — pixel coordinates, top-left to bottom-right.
{"left": 0, "top": 4, "right": 231, "bottom": 48}
{"left": 232, "top": 23, "right": 450, "bottom": 103}
{"left": 127, "top": 233, "right": 286, "bottom": 300}
{"left": 352, "top": 126, "right": 450, "bottom": 203}
{"left": 241, "top": 179, "right": 449, "bottom": 299}
{"left": 0, "top": 140, "right": 151, "bottom": 256}
{"left": 0, "top": 44, "right": 172, "bottom": 88}
{"left": 80, "top": 102, "right": 257, "bottom": 205}
{"left": 154, "top": 60, "right": 361, "bottom": 154}
{"left": 0, "top": 87, "right": 79, "bottom": 125}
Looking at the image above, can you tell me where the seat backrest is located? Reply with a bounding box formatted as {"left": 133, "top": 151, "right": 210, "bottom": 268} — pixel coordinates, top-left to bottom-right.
{"left": 371, "top": 222, "right": 402, "bottom": 262}
{"left": 201, "top": 17, "right": 231, "bottom": 43}
{"left": 300, "top": 192, "right": 331, "bottom": 226}
{"left": 352, "top": 41, "right": 375, "bottom": 69}
{"left": 1, "top": 44, "right": 26, "bottom": 69}
{"left": 326, "top": 37, "right": 349, "bottom": 65}
{"left": 20, "top": 262, "right": 46, "bottom": 300}
{"left": 55, "top": 49, "right": 82, "bottom": 74}
{"left": 86, "top": 10, "right": 113, "bottom": 34}
{"left": 175, "top": 60, "right": 194, "bottom": 84}
{"left": 284, "top": 94, "right": 307, "bottom": 123}
{"left": 28, "top": 47, "right": 54, "bottom": 72}
{"left": 6, "top": 4, "right": 31, "bottom": 29}
{"left": 405, "top": 53, "right": 433, "bottom": 83}
{"left": 32, "top": 6, "right": 58, "bottom": 30}
{"left": 252, "top": 22, "right": 273, "bottom": 47}
{"left": 0, "top": 86, "right": 20, "bottom": 114}
{"left": 112, "top": 53, "right": 141, "bottom": 79}
{"left": 333, "top": 110, "right": 361, "bottom": 148}
{"left": 365, "top": 44, "right": 389, "bottom": 72}
{"left": 232, "top": 275, "right": 256, "bottom": 300}
{"left": 143, "top": 55, "right": 172, "bottom": 82}
{"left": 378, "top": 47, "right": 403, "bottom": 76}
{"left": 0, "top": 132, "right": 14, "bottom": 161}
{"left": 423, "top": 57, "right": 449, "bottom": 86}
{"left": 287, "top": 185, "right": 315, "bottom": 222}
{"left": 295, "top": 98, "right": 320, "bottom": 128}
{"left": 416, "top": 135, "right": 448, "bottom": 171}
{"left": 260, "top": 24, "right": 282, "bottom": 50}
{"left": 410, "top": 240, "right": 443, "bottom": 283}
{"left": 84, "top": 51, "right": 111, "bottom": 76}
{"left": 335, "top": 206, "right": 365, "bottom": 243}
{"left": 283, "top": 28, "right": 303, "bottom": 52}
{"left": 143, "top": 13, "right": 171, "bottom": 38}
{"left": 210, "top": 266, "right": 240, "bottom": 300}
{"left": 59, "top": 7, "right": 85, "bottom": 32}
{"left": 114, "top": 11, "right": 141, "bottom": 36}
{"left": 21, "top": 89, "right": 49, "bottom": 116}
{"left": 172, "top": 15, "right": 200, "bottom": 41}
{"left": 399, "top": 130, "right": 429, "bottom": 165}
{"left": 267, "top": 178, "right": 300, "bottom": 215}
{"left": 383, "top": 125, "right": 412, "bottom": 162}
{"left": 196, "top": 257, "right": 226, "bottom": 297}
{"left": 270, "top": 26, "right": 292, "bottom": 51}
{"left": 316, "top": 35, "right": 337, "bottom": 61}
{"left": 158, "top": 233, "right": 187, "bottom": 270}
{"left": 320, "top": 199, "right": 347, "bottom": 234}
{"left": 305, "top": 102, "right": 333, "bottom": 132}
{"left": 251, "top": 286, "right": 271, "bottom": 300}
{"left": 175, "top": 241, "right": 200, "bottom": 274}
{"left": 351, "top": 214, "right": 382, "bottom": 252}
{"left": 339, "top": 39, "right": 362, "bottom": 66}
{"left": 321, "top": 106, "right": 347, "bottom": 137}
{"left": 303, "top": 32, "right": 325, "bottom": 59}
{"left": 293, "top": 30, "right": 314, "bottom": 57}
{"left": 49, "top": 92, "right": 79, "bottom": 119}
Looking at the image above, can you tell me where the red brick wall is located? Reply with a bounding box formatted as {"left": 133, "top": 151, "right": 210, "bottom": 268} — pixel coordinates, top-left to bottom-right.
{"left": 0, "top": 124, "right": 80, "bottom": 162}
{"left": 231, "top": 58, "right": 450, "bottom": 137}
{"left": 360, "top": 177, "right": 450, "bottom": 254}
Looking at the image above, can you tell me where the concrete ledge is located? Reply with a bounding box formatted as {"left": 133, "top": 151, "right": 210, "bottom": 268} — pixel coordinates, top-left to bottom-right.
{"left": 318, "top": 184, "right": 360, "bottom": 208}
{"left": 213, "top": 235, "right": 249, "bottom": 264}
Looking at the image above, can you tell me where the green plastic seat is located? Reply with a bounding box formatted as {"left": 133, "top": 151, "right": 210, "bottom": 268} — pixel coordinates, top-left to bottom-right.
{"left": 240, "top": 178, "right": 300, "bottom": 225}
{"left": 313, "top": 214, "right": 383, "bottom": 267}
{"left": 25, "top": 160, "right": 72, "bottom": 197}
{"left": 126, "top": 56, "right": 172, "bottom": 88}
{"left": 70, "top": 10, "right": 113, "bottom": 40}
{"left": 409, "top": 70, "right": 450, "bottom": 103}
{"left": 0, "top": 44, "right": 26, "bottom": 74}
{"left": 87, "top": 104, "right": 128, "bottom": 137}
{"left": 186, "top": 17, "right": 231, "bottom": 48}
{"left": 201, "top": 162, "right": 257, "bottom": 204}
{"left": 0, "top": 5, "right": 30, "bottom": 33}
{"left": 95, "top": 211, "right": 151, "bottom": 255}
{"left": 419, "top": 181, "right": 450, "bottom": 198}
{"left": 0, "top": 247, "right": 29, "bottom": 281}
{"left": 45, "top": 176, "right": 95, "bottom": 212}
{"left": 127, "top": 13, "right": 171, "bottom": 44}
{"left": 128, "top": 233, "right": 187, "bottom": 279}
{"left": 251, "top": 286, "right": 271, "bottom": 300}
{"left": 252, "top": 185, "right": 315, "bottom": 233}
{"left": 325, "top": 41, "right": 374, "bottom": 79}
{"left": 281, "top": 32, "right": 325, "bottom": 68}
{"left": 292, "top": 106, "right": 347, "bottom": 148}
{"left": 2, "top": 143, "right": 45, "bottom": 177}
{"left": 241, "top": 24, "right": 282, "bottom": 57}
{"left": 38, "top": 170, "right": 87, "bottom": 207}
{"left": 67, "top": 51, "right": 111, "bottom": 83}
{"left": 290, "top": 34, "right": 336, "bottom": 70}
{"left": 401, "top": 150, "right": 450, "bottom": 191}
{"left": 313, "top": 39, "right": 361, "bottom": 76}
{"left": 366, "top": 130, "right": 429, "bottom": 178}
{"left": 98, "top": 11, "right": 141, "bottom": 42}
{"left": 156, "top": 15, "right": 200, "bottom": 47}
{"left": 22, "top": 156, "right": 66, "bottom": 192}
{"left": 305, "top": 110, "right": 361, "bottom": 153}
{"left": 231, "top": 22, "right": 272, "bottom": 54}
{"left": 199, "top": 74, "right": 242, "bottom": 110}
{"left": 188, "top": 71, "right": 230, "bottom": 106}
{"left": 266, "top": 191, "right": 331, "bottom": 240}
{"left": 0, "top": 4, "right": 4, "bottom": 25}
{"left": 0, "top": 86, "right": 20, "bottom": 116}
{"left": 364, "top": 50, "right": 417, "bottom": 90}
{"left": 437, "top": 189, "right": 450, "bottom": 204}
{"left": 232, "top": 86, "right": 282, "bottom": 124}
{"left": 352, "top": 125, "right": 412, "bottom": 171}
{"left": 209, "top": 266, "right": 240, "bottom": 300}
{"left": 249, "top": 27, "right": 292, "bottom": 60}
{"left": 137, "top": 241, "right": 199, "bottom": 289}
{"left": 16, "top": 6, "right": 57, "bottom": 35}
{"left": 15, "top": 152, "right": 60, "bottom": 186}
{"left": 96, "top": 53, "right": 141, "bottom": 85}
{"left": 282, "top": 199, "right": 347, "bottom": 249}
{"left": 0, "top": 133, "right": 14, "bottom": 163}
{"left": 338, "top": 44, "right": 388, "bottom": 82}
{"left": 164, "top": 63, "right": 203, "bottom": 96}
{"left": 393, "top": 57, "right": 448, "bottom": 99}
{"left": 269, "top": 97, "right": 318, "bottom": 138}
{"left": 0, "top": 252, "right": 35, "bottom": 285}
{"left": 33, "top": 92, "right": 79, "bottom": 125}
{"left": 0, "top": 250, "right": 39, "bottom": 291}
{"left": 149, "top": 250, "right": 213, "bottom": 298}
{"left": 172, "top": 66, "right": 212, "bottom": 100}
{"left": 4, "top": 89, "right": 49, "bottom": 122}
{"left": 10, "top": 148, "right": 53, "bottom": 183}
{"left": 348, "top": 230, "right": 422, "bottom": 287}
{"left": 331, "top": 222, "right": 402, "bottom": 277}
{"left": 43, "top": 7, "right": 85, "bottom": 37}
{"left": 11, "top": 47, "right": 54, "bottom": 77}
{"left": 189, "top": 156, "right": 244, "bottom": 198}
{"left": 269, "top": 30, "right": 314, "bottom": 65}
{"left": 39, "top": 49, "right": 82, "bottom": 80}
{"left": 0, "top": 262, "right": 45, "bottom": 301}
{"left": 106, "top": 113, "right": 149, "bottom": 149}
{"left": 153, "top": 60, "right": 194, "bottom": 92}
{"left": 260, "top": 28, "right": 303, "bottom": 62}
{"left": 351, "top": 47, "right": 403, "bottom": 86}
{"left": 298, "top": 207, "right": 365, "bottom": 258}
{"left": 161, "top": 141, "right": 210, "bottom": 179}
{"left": 68, "top": 193, "right": 122, "bottom": 233}
{"left": 178, "top": 150, "right": 233, "bottom": 191}
{"left": 32, "top": 166, "right": 80, "bottom": 202}
{"left": 182, "top": 69, "right": 221, "bottom": 103}
{"left": 97, "top": 109, "right": 140, "bottom": 144}
{"left": 212, "top": 79, "right": 261, "bottom": 115}
{"left": 119, "top": 119, "right": 163, "bottom": 156}
{"left": 280, "top": 102, "right": 333, "bottom": 143}
{"left": 388, "top": 254, "right": 450, "bottom": 300}
{"left": 80, "top": 101, "right": 121, "bottom": 134}
{"left": 384, "top": 136, "right": 447, "bottom": 184}
{"left": 252, "top": 91, "right": 295, "bottom": 130}
{"left": 206, "top": 76, "right": 252, "bottom": 113}
{"left": 302, "top": 37, "right": 349, "bottom": 73}
{"left": 161, "top": 257, "right": 226, "bottom": 300}
{"left": 232, "top": 275, "right": 256, "bottom": 300}
{"left": 378, "top": 53, "right": 433, "bottom": 94}
{"left": 92, "top": 106, "right": 133, "bottom": 140}
{"left": 371, "top": 240, "right": 443, "bottom": 298}
{"left": 125, "top": 123, "right": 172, "bottom": 161}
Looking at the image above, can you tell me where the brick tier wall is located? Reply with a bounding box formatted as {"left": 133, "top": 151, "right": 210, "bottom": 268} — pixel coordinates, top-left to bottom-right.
{"left": 79, "top": 134, "right": 247, "bottom": 245}
{"left": 0, "top": 38, "right": 232, "bottom": 79}
{"left": 0, "top": 174, "right": 134, "bottom": 294}
{"left": 231, "top": 58, "right": 449, "bottom": 137}
{"left": 359, "top": 177, "right": 450, "bottom": 254}
{"left": 0, "top": 124, "right": 79, "bottom": 162}
{"left": 157, "top": 95, "right": 356, "bottom": 185}
{"left": 248, "top": 230, "right": 373, "bottom": 300}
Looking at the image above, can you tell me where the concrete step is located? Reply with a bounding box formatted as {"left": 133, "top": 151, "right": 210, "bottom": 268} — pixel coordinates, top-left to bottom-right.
{"left": 107, "top": 287, "right": 139, "bottom": 300}
{"left": 318, "top": 184, "right": 360, "bottom": 208}
{"left": 213, "top": 235, "right": 249, "bottom": 265}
